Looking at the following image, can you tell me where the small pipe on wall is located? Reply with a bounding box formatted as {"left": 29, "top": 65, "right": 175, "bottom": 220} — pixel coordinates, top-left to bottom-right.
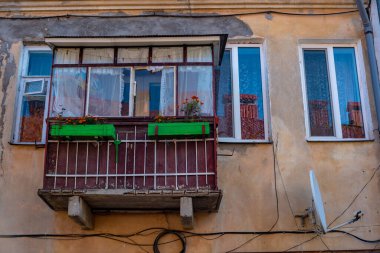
{"left": 356, "top": 0, "right": 380, "bottom": 134}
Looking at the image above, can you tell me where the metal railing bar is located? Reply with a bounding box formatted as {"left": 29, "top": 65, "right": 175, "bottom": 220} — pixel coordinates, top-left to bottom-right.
{"left": 46, "top": 172, "right": 215, "bottom": 177}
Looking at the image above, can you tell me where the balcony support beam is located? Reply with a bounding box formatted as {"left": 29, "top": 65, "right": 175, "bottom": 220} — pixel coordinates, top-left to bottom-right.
{"left": 180, "top": 197, "right": 194, "bottom": 229}
{"left": 68, "top": 196, "right": 94, "bottom": 230}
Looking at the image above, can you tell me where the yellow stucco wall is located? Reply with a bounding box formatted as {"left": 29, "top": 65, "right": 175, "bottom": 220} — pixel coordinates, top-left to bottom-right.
{"left": 0, "top": 6, "right": 379, "bottom": 253}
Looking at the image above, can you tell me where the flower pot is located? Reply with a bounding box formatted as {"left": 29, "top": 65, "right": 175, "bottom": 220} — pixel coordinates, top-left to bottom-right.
{"left": 50, "top": 124, "right": 116, "bottom": 140}
{"left": 147, "top": 122, "right": 210, "bottom": 138}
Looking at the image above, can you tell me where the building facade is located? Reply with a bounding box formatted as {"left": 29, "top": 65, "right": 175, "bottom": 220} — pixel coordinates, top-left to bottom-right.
{"left": 0, "top": 0, "right": 379, "bottom": 252}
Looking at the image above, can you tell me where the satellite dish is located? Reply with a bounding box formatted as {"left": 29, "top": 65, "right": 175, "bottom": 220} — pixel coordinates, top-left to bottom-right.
{"left": 310, "top": 170, "right": 328, "bottom": 233}
{"left": 309, "top": 170, "right": 363, "bottom": 233}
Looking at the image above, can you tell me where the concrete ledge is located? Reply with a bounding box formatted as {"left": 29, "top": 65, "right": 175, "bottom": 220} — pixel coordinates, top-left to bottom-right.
{"left": 38, "top": 189, "right": 223, "bottom": 212}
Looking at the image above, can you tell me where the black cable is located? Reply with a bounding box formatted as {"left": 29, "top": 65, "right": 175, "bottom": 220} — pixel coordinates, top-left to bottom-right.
{"left": 332, "top": 230, "right": 380, "bottom": 243}
{"left": 328, "top": 165, "right": 380, "bottom": 227}
{"left": 0, "top": 10, "right": 360, "bottom": 20}
{"left": 153, "top": 230, "right": 186, "bottom": 253}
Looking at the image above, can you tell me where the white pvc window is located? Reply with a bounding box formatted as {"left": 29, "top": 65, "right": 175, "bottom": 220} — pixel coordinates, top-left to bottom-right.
{"left": 217, "top": 44, "right": 269, "bottom": 143}
{"left": 299, "top": 43, "right": 373, "bottom": 141}
{"left": 13, "top": 46, "right": 52, "bottom": 144}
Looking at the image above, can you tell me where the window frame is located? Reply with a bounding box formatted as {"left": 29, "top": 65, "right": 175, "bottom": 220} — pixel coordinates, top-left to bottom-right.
{"left": 13, "top": 45, "right": 52, "bottom": 145}
{"left": 218, "top": 44, "right": 270, "bottom": 143}
{"left": 298, "top": 42, "right": 373, "bottom": 141}
{"left": 49, "top": 45, "right": 213, "bottom": 118}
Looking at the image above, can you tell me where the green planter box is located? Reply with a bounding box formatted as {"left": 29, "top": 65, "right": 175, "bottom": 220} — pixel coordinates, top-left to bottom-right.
{"left": 148, "top": 122, "right": 210, "bottom": 138}
{"left": 50, "top": 124, "right": 116, "bottom": 140}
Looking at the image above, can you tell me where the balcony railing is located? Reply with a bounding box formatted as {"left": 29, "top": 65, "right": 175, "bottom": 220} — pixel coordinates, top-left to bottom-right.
{"left": 39, "top": 119, "right": 221, "bottom": 212}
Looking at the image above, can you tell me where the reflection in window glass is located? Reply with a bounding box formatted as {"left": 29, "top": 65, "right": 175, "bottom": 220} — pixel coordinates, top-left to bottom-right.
{"left": 152, "top": 47, "right": 183, "bottom": 63}
{"left": 25, "top": 80, "right": 44, "bottom": 94}
{"left": 187, "top": 47, "right": 212, "bottom": 62}
{"left": 28, "top": 51, "right": 52, "bottom": 76}
{"left": 54, "top": 48, "right": 80, "bottom": 64}
{"left": 178, "top": 66, "right": 213, "bottom": 116}
{"left": 50, "top": 68, "right": 86, "bottom": 117}
{"left": 19, "top": 81, "right": 47, "bottom": 142}
{"left": 334, "top": 48, "right": 365, "bottom": 138}
{"left": 238, "top": 48, "right": 265, "bottom": 139}
{"left": 303, "top": 50, "right": 335, "bottom": 137}
{"left": 134, "top": 67, "right": 175, "bottom": 117}
{"left": 88, "top": 68, "right": 130, "bottom": 117}
{"left": 216, "top": 50, "right": 233, "bottom": 137}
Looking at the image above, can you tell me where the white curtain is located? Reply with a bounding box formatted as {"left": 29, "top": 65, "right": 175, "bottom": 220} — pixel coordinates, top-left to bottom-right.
{"left": 160, "top": 67, "right": 175, "bottom": 116}
{"left": 152, "top": 47, "right": 183, "bottom": 63}
{"left": 51, "top": 68, "right": 86, "bottom": 117}
{"left": 83, "top": 48, "right": 114, "bottom": 64}
{"left": 54, "top": 48, "right": 80, "bottom": 64}
{"left": 187, "top": 46, "right": 212, "bottom": 62}
{"left": 118, "top": 48, "right": 149, "bottom": 63}
{"left": 88, "top": 68, "right": 127, "bottom": 116}
{"left": 178, "top": 66, "right": 213, "bottom": 116}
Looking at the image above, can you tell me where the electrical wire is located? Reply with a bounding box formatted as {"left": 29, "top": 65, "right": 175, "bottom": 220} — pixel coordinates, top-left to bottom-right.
{"left": 0, "top": 10, "right": 360, "bottom": 20}
{"left": 328, "top": 165, "right": 380, "bottom": 227}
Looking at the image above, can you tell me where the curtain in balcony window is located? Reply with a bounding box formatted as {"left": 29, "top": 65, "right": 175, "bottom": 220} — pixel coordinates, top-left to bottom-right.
{"left": 118, "top": 48, "right": 149, "bottom": 63}
{"left": 159, "top": 67, "right": 175, "bottom": 116}
{"left": 83, "top": 48, "right": 114, "bottom": 64}
{"left": 51, "top": 68, "right": 86, "bottom": 117}
{"left": 187, "top": 46, "right": 212, "bottom": 62}
{"left": 88, "top": 68, "right": 130, "bottom": 117}
{"left": 152, "top": 47, "right": 183, "bottom": 63}
{"left": 178, "top": 66, "right": 213, "bottom": 116}
{"left": 54, "top": 48, "right": 80, "bottom": 64}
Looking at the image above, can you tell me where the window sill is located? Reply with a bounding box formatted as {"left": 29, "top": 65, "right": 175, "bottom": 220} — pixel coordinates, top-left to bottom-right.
{"left": 306, "top": 137, "right": 375, "bottom": 143}
{"left": 9, "top": 141, "right": 45, "bottom": 148}
{"left": 218, "top": 138, "right": 272, "bottom": 144}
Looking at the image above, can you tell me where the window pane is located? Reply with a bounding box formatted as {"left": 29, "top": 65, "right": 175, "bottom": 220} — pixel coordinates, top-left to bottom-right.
{"left": 217, "top": 50, "right": 233, "bottom": 137}
{"left": 83, "top": 48, "right": 114, "bottom": 64}
{"left": 50, "top": 68, "right": 86, "bottom": 117}
{"left": 304, "top": 50, "right": 335, "bottom": 137}
{"left": 25, "top": 80, "right": 44, "bottom": 94}
{"left": 187, "top": 46, "right": 212, "bottom": 62}
{"left": 19, "top": 81, "right": 47, "bottom": 143}
{"left": 88, "top": 68, "right": 130, "bottom": 117}
{"left": 54, "top": 48, "right": 80, "bottom": 64}
{"left": 178, "top": 66, "right": 213, "bottom": 116}
{"left": 28, "top": 51, "right": 52, "bottom": 76}
{"left": 152, "top": 47, "right": 183, "bottom": 63}
{"left": 238, "top": 48, "right": 265, "bottom": 140}
{"left": 334, "top": 48, "right": 365, "bottom": 138}
{"left": 134, "top": 67, "right": 175, "bottom": 117}
{"left": 118, "top": 48, "right": 149, "bottom": 63}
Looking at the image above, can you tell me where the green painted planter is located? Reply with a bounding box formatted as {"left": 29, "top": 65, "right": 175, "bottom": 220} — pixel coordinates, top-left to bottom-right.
{"left": 148, "top": 122, "right": 210, "bottom": 138}
{"left": 50, "top": 124, "right": 116, "bottom": 140}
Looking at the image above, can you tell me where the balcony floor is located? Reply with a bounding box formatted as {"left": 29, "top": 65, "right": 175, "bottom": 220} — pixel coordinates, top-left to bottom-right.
{"left": 38, "top": 189, "right": 222, "bottom": 212}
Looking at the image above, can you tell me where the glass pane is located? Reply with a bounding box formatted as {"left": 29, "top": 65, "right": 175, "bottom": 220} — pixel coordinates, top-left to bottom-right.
{"left": 152, "top": 47, "right": 183, "bottom": 63}
{"left": 88, "top": 68, "right": 130, "bottom": 117}
{"left": 178, "top": 66, "right": 213, "bottom": 116}
{"left": 334, "top": 47, "right": 365, "bottom": 138}
{"left": 54, "top": 48, "right": 80, "bottom": 64}
{"left": 238, "top": 48, "right": 265, "bottom": 140}
{"left": 118, "top": 48, "right": 149, "bottom": 63}
{"left": 50, "top": 68, "right": 86, "bottom": 117}
{"left": 187, "top": 46, "right": 212, "bottom": 62}
{"left": 216, "top": 50, "right": 233, "bottom": 137}
{"left": 134, "top": 67, "right": 175, "bottom": 117}
{"left": 83, "top": 48, "right": 114, "bottom": 64}
{"left": 304, "top": 50, "right": 334, "bottom": 136}
{"left": 25, "top": 80, "right": 44, "bottom": 94}
{"left": 28, "top": 51, "right": 52, "bottom": 76}
{"left": 19, "top": 95, "right": 45, "bottom": 142}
